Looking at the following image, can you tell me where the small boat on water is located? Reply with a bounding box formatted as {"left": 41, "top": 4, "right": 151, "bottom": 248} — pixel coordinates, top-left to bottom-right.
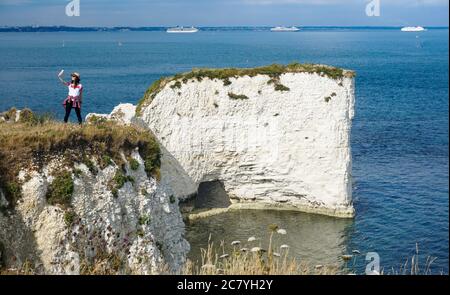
{"left": 270, "top": 26, "right": 300, "bottom": 32}
{"left": 167, "top": 26, "right": 199, "bottom": 33}
{"left": 401, "top": 26, "right": 426, "bottom": 32}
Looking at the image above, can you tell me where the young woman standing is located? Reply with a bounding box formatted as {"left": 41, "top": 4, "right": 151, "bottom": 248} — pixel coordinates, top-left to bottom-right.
{"left": 58, "top": 71, "right": 83, "bottom": 125}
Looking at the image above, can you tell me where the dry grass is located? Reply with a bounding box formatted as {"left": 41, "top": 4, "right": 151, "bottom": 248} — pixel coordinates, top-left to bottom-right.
{"left": 182, "top": 225, "right": 340, "bottom": 275}
{"left": 136, "top": 63, "right": 355, "bottom": 115}
{"left": 383, "top": 244, "right": 439, "bottom": 275}
{"left": 0, "top": 109, "right": 161, "bottom": 209}
{"left": 181, "top": 226, "right": 443, "bottom": 276}
{"left": 79, "top": 253, "right": 126, "bottom": 275}
{"left": 0, "top": 240, "right": 442, "bottom": 275}
{"left": 0, "top": 260, "right": 36, "bottom": 275}
{"left": 182, "top": 240, "right": 338, "bottom": 275}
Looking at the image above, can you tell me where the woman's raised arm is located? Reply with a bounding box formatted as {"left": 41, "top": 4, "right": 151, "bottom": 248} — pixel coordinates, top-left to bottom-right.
{"left": 58, "top": 70, "right": 68, "bottom": 86}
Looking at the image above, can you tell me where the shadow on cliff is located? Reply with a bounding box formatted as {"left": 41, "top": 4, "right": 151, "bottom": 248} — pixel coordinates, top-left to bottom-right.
{"left": 132, "top": 117, "right": 204, "bottom": 207}
{"left": 0, "top": 210, "right": 44, "bottom": 273}
{"left": 195, "top": 180, "right": 231, "bottom": 209}
{"left": 0, "top": 152, "right": 43, "bottom": 273}
{"left": 158, "top": 144, "right": 233, "bottom": 211}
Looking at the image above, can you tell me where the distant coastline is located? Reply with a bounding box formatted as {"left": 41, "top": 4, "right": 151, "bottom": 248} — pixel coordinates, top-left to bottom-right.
{"left": 0, "top": 26, "right": 448, "bottom": 33}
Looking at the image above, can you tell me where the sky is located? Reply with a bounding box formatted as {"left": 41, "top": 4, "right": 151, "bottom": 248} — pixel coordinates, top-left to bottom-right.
{"left": 0, "top": 0, "right": 448, "bottom": 27}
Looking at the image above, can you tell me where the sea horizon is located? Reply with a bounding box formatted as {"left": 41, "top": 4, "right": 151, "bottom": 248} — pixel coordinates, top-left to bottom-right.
{"left": 0, "top": 25, "right": 448, "bottom": 32}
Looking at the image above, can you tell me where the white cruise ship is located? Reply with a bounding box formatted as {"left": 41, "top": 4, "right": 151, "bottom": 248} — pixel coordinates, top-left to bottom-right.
{"left": 401, "top": 26, "right": 426, "bottom": 32}
{"left": 270, "top": 26, "right": 300, "bottom": 32}
{"left": 167, "top": 26, "right": 199, "bottom": 33}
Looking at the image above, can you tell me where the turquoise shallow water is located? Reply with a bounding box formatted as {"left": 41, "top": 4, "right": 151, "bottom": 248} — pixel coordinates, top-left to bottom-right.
{"left": 0, "top": 28, "right": 448, "bottom": 273}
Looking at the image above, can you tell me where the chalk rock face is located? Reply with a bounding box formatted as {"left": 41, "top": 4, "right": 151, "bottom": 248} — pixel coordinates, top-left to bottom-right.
{"left": 0, "top": 152, "right": 189, "bottom": 274}
{"left": 86, "top": 103, "right": 136, "bottom": 125}
{"left": 140, "top": 72, "right": 355, "bottom": 217}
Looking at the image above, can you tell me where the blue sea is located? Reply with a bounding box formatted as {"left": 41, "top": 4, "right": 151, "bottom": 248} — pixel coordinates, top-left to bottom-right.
{"left": 0, "top": 28, "right": 448, "bottom": 273}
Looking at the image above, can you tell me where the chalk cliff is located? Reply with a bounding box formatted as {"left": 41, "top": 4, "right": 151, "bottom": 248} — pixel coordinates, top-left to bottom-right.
{"left": 137, "top": 64, "right": 356, "bottom": 218}
{"left": 0, "top": 112, "right": 189, "bottom": 274}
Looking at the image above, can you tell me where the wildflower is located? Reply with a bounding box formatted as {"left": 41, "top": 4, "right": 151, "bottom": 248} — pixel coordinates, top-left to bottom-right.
{"left": 277, "top": 229, "right": 287, "bottom": 235}
{"left": 248, "top": 237, "right": 257, "bottom": 242}
{"left": 341, "top": 255, "right": 353, "bottom": 261}
{"left": 240, "top": 248, "right": 249, "bottom": 252}
{"left": 251, "top": 247, "right": 262, "bottom": 253}
{"left": 315, "top": 265, "right": 324, "bottom": 269}
{"left": 268, "top": 224, "right": 279, "bottom": 232}
{"left": 219, "top": 254, "right": 229, "bottom": 259}
{"left": 273, "top": 252, "right": 281, "bottom": 257}
{"left": 280, "top": 244, "right": 290, "bottom": 250}
{"left": 352, "top": 250, "right": 361, "bottom": 255}
{"left": 231, "top": 241, "right": 241, "bottom": 246}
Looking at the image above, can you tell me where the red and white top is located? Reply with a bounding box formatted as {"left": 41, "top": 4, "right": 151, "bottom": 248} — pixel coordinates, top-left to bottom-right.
{"left": 67, "top": 82, "right": 83, "bottom": 97}
{"left": 63, "top": 82, "right": 83, "bottom": 109}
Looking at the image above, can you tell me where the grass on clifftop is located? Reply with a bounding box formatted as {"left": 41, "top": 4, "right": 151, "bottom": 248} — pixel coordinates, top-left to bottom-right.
{"left": 0, "top": 109, "right": 161, "bottom": 209}
{"left": 136, "top": 62, "right": 355, "bottom": 115}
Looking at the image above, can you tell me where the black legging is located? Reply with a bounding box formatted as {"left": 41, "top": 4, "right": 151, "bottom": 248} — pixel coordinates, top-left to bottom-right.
{"left": 64, "top": 104, "right": 82, "bottom": 124}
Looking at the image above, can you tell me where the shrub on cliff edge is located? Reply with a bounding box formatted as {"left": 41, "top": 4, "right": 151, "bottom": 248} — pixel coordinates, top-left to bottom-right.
{"left": 46, "top": 171, "right": 74, "bottom": 208}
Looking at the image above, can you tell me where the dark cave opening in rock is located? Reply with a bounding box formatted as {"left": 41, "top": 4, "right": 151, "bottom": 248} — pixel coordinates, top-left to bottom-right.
{"left": 194, "top": 180, "right": 231, "bottom": 209}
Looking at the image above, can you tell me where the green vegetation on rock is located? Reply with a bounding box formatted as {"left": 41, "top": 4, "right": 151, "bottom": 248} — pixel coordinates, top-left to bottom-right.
{"left": 0, "top": 107, "right": 54, "bottom": 125}
{"left": 73, "top": 168, "right": 83, "bottom": 178}
{"left": 46, "top": 171, "right": 74, "bottom": 208}
{"left": 129, "top": 158, "right": 140, "bottom": 171}
{"left": 324, "top": 92, "right": 337, "bottom": 103}
{"left": 136, "top": 78, "right": 166, "bottom": 115}
{"left": 64, "top": 210, "right": 77, "bottom": 226}
{"left": 138, "top": 215, "right": 151, "bottom": 226}
{"left": 83, "top": 157, "right": 98, "bottom": 175}
{"left": 2, "top": 182, "right": 21, "bottom": 209}
{"left": 274, "top": 84, "right": 290, "bottom": 92}
{"left": 100, "top": 155, "right": 113, "bottom": 169}
{"left": 228, "top": 93, "right": 249, "bottom": 100}
{"left": 115, "top": 170, "right": 135, "bottom": 188}
{"left": 170, "top": 81, "right": 182, "bottom": 90}
{"left": 170, "top": 195, "right": 176, "bottom": 204}
{"left": 18, "top": 108, "right": 36, "bottom": 124}
{"left": 143, "top": 140, "right": 161, "bottom": 179}
{"left": 86, "top": 114, "right": 107, "bottom": 124}
{"left": 3, "top": 108, "right": 17, "bottom": 121}
{"left": 108, "top": 170, "right": 135, "bottom": 199}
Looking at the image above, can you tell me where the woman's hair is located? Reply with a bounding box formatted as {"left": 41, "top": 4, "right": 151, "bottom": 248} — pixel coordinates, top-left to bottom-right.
{"left": 71, "top": 75, "right": 80, "bottom": 86}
